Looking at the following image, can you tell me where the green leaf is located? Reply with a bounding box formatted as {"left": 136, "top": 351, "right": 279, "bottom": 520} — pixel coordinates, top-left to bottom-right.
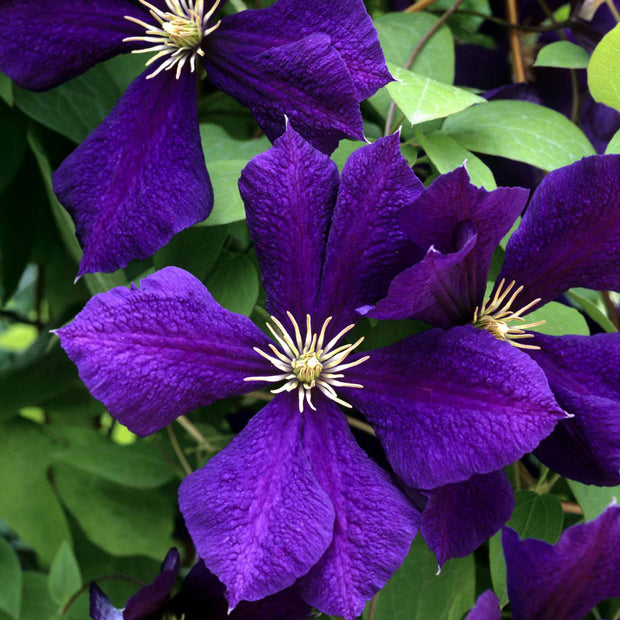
{"left": 0, "top": 420, "right": 72, "bottom": 565}
{"left": 0, "top": 537, "right": 21, "bottom": 618}
{"left": 200, "top": 160, "right": 248, "bottom": 226}
{"left": 20, "top": 573, "right": 57, "bottom": 620}
{"left": 54, "top": 464, "right": 175, "bottom": 561}
{"left": 386, "top": 64, "right": 486, "bottom": 126}
{"left": 442, "top": 100, "right": 596, "bottom": 171}
{"left": 534, "top": 41, "right": 590, "bottom": 69}
{"left": 14, "top": 64, "right": 120, "bottom": 143}
{"left": 416, "top": 131, "right": 496, "bottom": 189}
{"left": 568, "top": 480, "right": 620, "bottom": 521}
{"left": 208, "top": 254, "right": 259, "bottom": 316}
{"left": 566, "top": 290, "right": 617, "bottom": 333}
{"left": 490, "top": 490, "right": 563, "bottom": 604}
{"left": 370, "top": 13, "right": 454, "bottom": 118}
{"left": 606, "top": 128, "right": 620, "bottom": 153}
{"left": 52, "top": 437, "right": 175, "bottom": 489}
{"left": 200, "top": 123, "right": 270, "bottom": 162}
{"left": 27, "top": 129, "right": 126, "bottom": 295}
{"left": 588, "top": 24, "right": 620, "bottom": 112}
{"left": 368, "top": 536, "right": 474, "bottom": 619}
{"left": 331, "top": 139, "right": 366, "bottom": 171}
{"left": 48, "top": 541, "right": 81, "bottom": 606}
{"left": 527, "top": 301, "right": 589, "bottom": 337}
{"left": 0, "top": 73, "right": 13, "bottom": 106}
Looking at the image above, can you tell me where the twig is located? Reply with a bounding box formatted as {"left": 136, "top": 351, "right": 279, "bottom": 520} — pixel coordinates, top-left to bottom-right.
{"left": 404, "top": 0, "right": 442, "bottom": 13}
{"left": 506, "top": 0, "right": 526, "bottom": 82}
{"left": 177, "top": 414, "right": 215, "bottom": 453}
{"left": 368, "top": 593, "right": 380, "bottom": 620}
{"left": 605, "top": 0, "right": 620, "bottom": 21}
{"left": 448, "top": 9, "right": 573, "bottom": 31}
{"left": 346, "top": 416, "right": 376, "bottom": 436}
{"left": 167, "top": 425, "right": 192, "bottom": 476}
{"left": 561, "top": 501, "right": 584, "bottom": 515}
{"left": 384, "top": 0, "right": 467, "bottom": 136}
{"left": 602, "top": 292, "right": 620, "bottom": 329}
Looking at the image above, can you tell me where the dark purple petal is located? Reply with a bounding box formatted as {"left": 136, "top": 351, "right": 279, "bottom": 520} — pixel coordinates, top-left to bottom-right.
{"left": 530, "top": 333, "right": 620, "bottom": 486}
{"left": 465, "top": 590, "right": 501, "bottom": 620}
{"left": 316, "top": 134, "right": 424, "bottom": 332}
{"left": 56, "top": 267, "right": 272, "bottom": 436}
{"left": 239, "top": 125, "right": 338, "bottom": 324}
{"left": 297, "top": 399, "right": 419, "bottom": 620}
{"left": 393, "top": 167, "right": 528, "bottom": 315}
{"left": 53, "top": 66, "right": 212, "bottom": 276}
{"left": 172, "top": 561, "right": 312, "bottom": 619}
{"left": 90, "top": 583, "right": 122, "bottom": 620}
{"left": 215, "top": 0, "right": 391, "bottom": 101}
{"left": 203, "top": 32, "right": 363, "bottom": 154}
{"left": 123, "top": 548, "right": 179, "bottom": 619}
{"left": 0, "top": 0, "right": 144, "bottom": 90}
{"left": 503, "top": 506, "right": 620, "bottom": 620}
{"left": 421, "top": 470, "right": 514, "bottom": 567}
{"left": 178, "top": 393, "right": 335, "bottom": 609}
{"left": 366, "top": 221, "right": 478, "bottom": 325}
{"left": 345, "top": 326, "right": 566, "bottom": 489}
{"left": 499, "top": 155, "right": 620, "bottom": 309}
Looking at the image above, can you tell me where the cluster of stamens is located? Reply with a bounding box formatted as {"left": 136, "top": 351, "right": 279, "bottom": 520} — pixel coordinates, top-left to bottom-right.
{"left": 245, "top": 313, "right": 370, "bottom": 413}
{"left": 472, "top": 279, "right": 545, "bottom": 350}
{"left": 124, "top": 0, "right": 222, "bottom": 79}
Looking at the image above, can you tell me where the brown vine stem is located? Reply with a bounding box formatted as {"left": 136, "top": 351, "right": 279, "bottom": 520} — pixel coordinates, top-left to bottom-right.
{"left": 177, "top": 414, "right": 215, "bottom": 453}
{"left": 384, "top": 0, "right": 468, "bottom": 136}
{"left": 602, "top": 291, "right": 620, "bottom": 329}
{"left": 561, "top": 502, "right": 584, "bottom": 515}
{"left": 167, "top": 425, "right": 193, "bottom": 476}
{"left": 346, "top": 416, "right": 376, "bottom": 436}
{"left": 60, "top": 575, "right": 144, "bottom": 615}
{"left": 404, "top": 0, "right": 442, "bottom": 13}
{"left": 605, "top": 0, "right": 620, "bottom": 21}
{"left": 506, "top": 0, "right": 526, "bottom": 82}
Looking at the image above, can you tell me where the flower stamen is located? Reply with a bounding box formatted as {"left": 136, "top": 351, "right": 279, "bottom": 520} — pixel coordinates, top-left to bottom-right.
{"left": 472, "top": 279, "right": 545, "bottom": 350}
{"left": 245, "top": 313, "right": 368, "bottom": 413}
{"left": 123, "top": 0, "right": 223, "bottom": 79}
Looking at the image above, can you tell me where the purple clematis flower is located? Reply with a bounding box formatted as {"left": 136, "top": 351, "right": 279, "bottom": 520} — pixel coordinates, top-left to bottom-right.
{"left": 90, "top": 547, "right": 312, "bottom": 619}
{"left": 466, "top": 504, "right": 620, "bottom": 620}
{"left": 0, "top": 0, "right": 390, "bottom": 276}
{"left": 56, "top": 127, "right": 565, "bottom": 618}
{"left": 365, "top": 156, "right": 620, "bottom": 488}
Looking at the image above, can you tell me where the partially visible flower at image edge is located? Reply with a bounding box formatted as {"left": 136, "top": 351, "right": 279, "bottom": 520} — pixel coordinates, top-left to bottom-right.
{"left": 55, "top": 127, "right": 566, "bottom": 619}
{"left": 0, "top": 0, "right": 391, "bottom": 276}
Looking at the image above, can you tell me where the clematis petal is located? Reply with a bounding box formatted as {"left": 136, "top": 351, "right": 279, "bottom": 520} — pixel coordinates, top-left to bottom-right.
{"left": 56, "top": 267, "right": 272, "bottom": 436}
{"left": 344, "top": 326, "right": 566, "bottom": 489}
{"left": 53, "top": 66, "right": 212, "bottom": 276}
{"left": 203, "top": 32, "right": 363, "bottom": 154}
{"left": 0, "top": 0, "right": 144, "bottom": 91}
{"left": 365, "top": 222, "right": 478, "bottom": 325}
{"left": 214, "top": 0, "right": 391, "bottom": 101}
{"left": 421, "top": 470, "right": 514, "bottom": 568}
{"left": 179, "top": 393, "right": 335, "bottom": 609}
{"left": 89, "top": 583, "right": 122, "bottom": 620}
{"left": 530, "top": 333, "right": 620, "bottom": 486}
{"left": 503, "top": 506, "right": 620, "bottom": 620}
{"left": 123, "top": 548, "right": 179, "bottom": 619}
{"left": 239, "top": 125, "right": 338, "bottom": 324}
{"left": 316, "top": 133, "right": 424, "bottom": 332}
{"left": 499, "top": 154, "right": 620, "bottom": 309}
{"left": 297, "top": 399, "right": 419, "bottom": 620}
{"left": 465, "top": 590, "right": 501, "bottom": 620}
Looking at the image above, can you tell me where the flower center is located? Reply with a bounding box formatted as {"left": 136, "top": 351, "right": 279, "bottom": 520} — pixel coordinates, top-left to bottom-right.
{"left": 245, "top": 312, "right": 369, "bottom": 413}
{"left": 472, "top": 278, "right": 545, "bottom": 350}
{"left": 123, "top": 0, "right": 223, "bottom": 79}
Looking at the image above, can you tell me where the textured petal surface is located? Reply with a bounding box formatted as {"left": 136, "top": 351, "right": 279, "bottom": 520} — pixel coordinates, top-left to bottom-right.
{"left": 90, "top": 583, "right": 122, "bottom": 620}
{"left": 215, "top": 0, "right": 391, "bottom": 100}
{"left": 0, "top": 0, "right": 143, "bottom": 90}
{"left": 345, "top": 326, "right": 566, "bottom": 489}
{"left": 316, "top": 134, "right": 424, "bottom": 332}
{"left": 366, "top": 222, "right": 478, "bottom": 325}
{"left": 179, "top": 393, "right": 335, "bottom": 608}
{"left": 297, "top": 399, "right": 419, "bottom": 620}
{"left": 239, "top": 126, "right": 338, "bottom": 324}
{"left": 465, "top": 590, "right": 501, "bottom": 620}
{"left": 504, "top": 506, "right": 620, "bottom": 620}
{"left": 531, "top": 333, "right": 620, "bottom": 486}
{"left": 53, "top": 67, "right": 212, "bottom": 276}
{"left": 123, "top": 548, "right": 179, "bottom": 619}
{"left": 421, "top": 470, "right": 514, "bottom": 567}
{"left": 499, "top": 155, "right": 620, "bottom": 309}
{"left": 204, "top": 32, "right": 363, "bottom": 154}
{"left": 57, "top": 268, "right": 271, "bottom": 436}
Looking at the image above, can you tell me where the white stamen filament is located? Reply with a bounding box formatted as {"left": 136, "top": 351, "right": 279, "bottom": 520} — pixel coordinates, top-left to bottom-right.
{"left": 472, "top": 279, "right": 546, "bottom": 350}
{"left": 245, "top": 313, "right": 369, "bottom": 413}
{"left": 123, "top": 0, "right": 223, "bottom": 79}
